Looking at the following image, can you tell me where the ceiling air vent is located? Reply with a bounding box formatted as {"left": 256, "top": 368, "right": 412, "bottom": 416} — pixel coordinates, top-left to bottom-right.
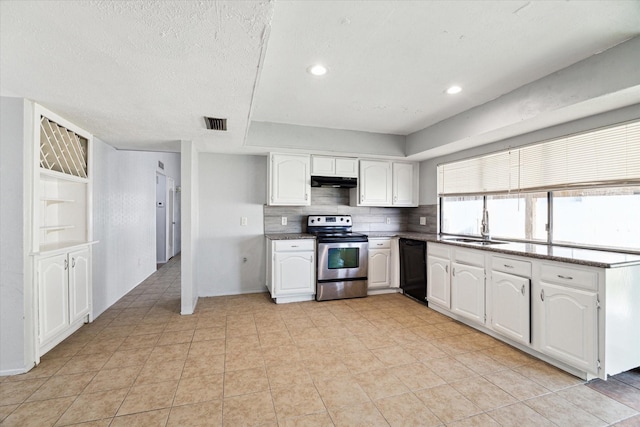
{"left": 204, "top": 116, "right": 227, "bottom": 131}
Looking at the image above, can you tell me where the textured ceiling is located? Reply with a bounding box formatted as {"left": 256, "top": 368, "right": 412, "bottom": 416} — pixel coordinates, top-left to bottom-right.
{"left": 1, "top": 1, "right": 639, "bottom": 155}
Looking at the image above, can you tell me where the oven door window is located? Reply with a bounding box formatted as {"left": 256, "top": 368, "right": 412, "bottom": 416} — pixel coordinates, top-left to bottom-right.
{"left": 328, "top": 248, "right": 359, "bottom": 269}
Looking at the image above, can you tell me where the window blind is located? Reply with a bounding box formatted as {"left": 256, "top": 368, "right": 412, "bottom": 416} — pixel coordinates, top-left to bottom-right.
{"left": 438, "top": 120, "right": 640, "bottom": 196}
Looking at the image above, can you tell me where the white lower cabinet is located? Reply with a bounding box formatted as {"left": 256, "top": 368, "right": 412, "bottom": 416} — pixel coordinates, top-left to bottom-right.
{"left": 490, "top": 271, "right": 530, "bottom": 345}
{"left": 425, "top": 242, "right": 640, "bottom": 380}
{"left": 451, "top": 262, "right": 485, "bottom": 324}
{"left": 537, "top": 269, "right": 598, "bottom": 374}
{"left": 368, "top": 238, "right": 392, "bottom": 289}
{"left": 427, "top": 244, "right": 451, "bottom": 308}
{"left": 267, "top": 239, "right": 315, "bottom": 303}
{"left": 37, "top": 246, "right": 91, "bottom": 354}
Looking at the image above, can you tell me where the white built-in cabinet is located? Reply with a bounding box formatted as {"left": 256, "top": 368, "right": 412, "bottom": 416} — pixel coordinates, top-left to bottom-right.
{"left": 32, "top": 104, "right": 93, "bottom": 360}
{"left": 266, "top": 239, "right": 315, "bottom": 303}
{"left": 311, "top": 156, "right": 358, "bottom": 177}
{"left": 268, "top": 153, "right": 311, "bottom": 206}
{"left": 356, "top": 160, "right": 393, "bottom": 206}
{"left": 368, "top": 238, "right": 392, "bottom": 289}
{"left": 536, "top": 263, "right": 599, "bottom": 374}
{"left": 451, "top": 248, "right": 485, "bottom": 324}
{"left": 426, "top": 241, "right": 640, "bottom": 380}
{"left": 352, "top": 160, "right": 418, "bottom": 207}
{"left": 489, "top": 257, "right": 532, "bottom": 345}
{"left": 427, "top": 244, "right": 451, "bottom": 308}
{"left": 392, "top": 162, "right": 419, "bottom": 206}
{"left": 38, "top": 248, "right": 90, "bottom": 353}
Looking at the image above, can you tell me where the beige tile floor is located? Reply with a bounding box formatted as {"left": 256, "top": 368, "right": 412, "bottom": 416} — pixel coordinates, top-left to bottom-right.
{"left": 2, "top": 255, "right": 640, "bottom": 426}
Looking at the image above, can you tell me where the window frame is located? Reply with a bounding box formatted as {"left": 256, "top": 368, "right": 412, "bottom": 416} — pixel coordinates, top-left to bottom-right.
{"left": 439, "top": 187, "right": 640, "bottom": 255}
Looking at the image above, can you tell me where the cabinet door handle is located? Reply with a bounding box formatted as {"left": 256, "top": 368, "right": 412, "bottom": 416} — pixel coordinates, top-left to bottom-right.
{"left": 376, "top": 243, "right": 383, "bottom": 246}
{"left": 557, "top": 274, "right": 573, "bottom": 280}
{"left": 393, "top": 195, "right": 398, "bottom": 202}
{"left": 361, "top": 194, "right": 364, "bottom": 203}
{"left": 445, "top": 265, "right": 448, "bottom": 273}
{"left": 540, "top": 289, "right": 545, "bottom": 301}
{"left": 504, "top": 264, "right": 514, "bottom": 269}
{"left": 72, "top": 258, "right": 76, "bottom": 268}
{"left": 521, "top": 284, "right": 525, "bottom": 295}
{"left": 291, "top": 245, "right": 299, "bottom": 248}
{"left": 64, "top": 259, "right": 68, "bottom": 270}
{"left": 305, "top": 193, "right": 308, "bottom": 201}
{"left": 452, "top": 268, "right": 455, "bottom": 277}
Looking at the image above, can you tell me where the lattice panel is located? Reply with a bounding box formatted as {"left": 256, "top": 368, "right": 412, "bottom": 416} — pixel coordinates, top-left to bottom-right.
{"left": 40, "top": 116, "right": 88, "bottom": 178}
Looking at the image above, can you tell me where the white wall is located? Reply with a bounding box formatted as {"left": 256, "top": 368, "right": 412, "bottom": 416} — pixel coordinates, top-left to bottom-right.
{"left": 196, "top": 154, "right": 267, "bottom": 296}
{"left": 181, "top": 141, "right": 199, "bottom": 314}
{"left": 92, "top": 141, "right": 181, "bottom": 317}
{"left": 0, "top": 98, "right": 31, "bottom": 374}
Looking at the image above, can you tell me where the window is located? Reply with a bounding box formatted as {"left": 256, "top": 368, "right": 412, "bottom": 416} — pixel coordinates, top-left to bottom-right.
{"left": 437, "top": 119, "right": 640, "bottom": 252}
{"left": 487, "top": 192, "right": 547, "bottom": 241}
{"left": 553, "top": 187, "right": 640, "bottom": 251}
{"left": 441, "top": 196, "right": 483, "bottom": 236}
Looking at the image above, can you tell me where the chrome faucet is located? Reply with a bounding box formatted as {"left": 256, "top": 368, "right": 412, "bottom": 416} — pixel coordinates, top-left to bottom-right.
{"left": 481, "top": 209, "right": 490, "bottom": 239}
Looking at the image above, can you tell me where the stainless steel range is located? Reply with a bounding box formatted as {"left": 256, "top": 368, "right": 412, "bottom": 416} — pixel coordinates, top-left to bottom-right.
{"left": 307, "top": 215, "right": 368, "bottom": 301}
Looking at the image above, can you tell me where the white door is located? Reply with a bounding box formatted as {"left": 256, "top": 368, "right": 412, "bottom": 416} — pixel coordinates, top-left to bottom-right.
{"left": 451, "top": 262, "right": 485, "bottom": 324}
{"left": 539, "top": 282, "right": 598, "bottom": 373}
{"left": 166, "top": 177, "right": 175, "bottom": 259}
{"left": 69, "top": 248, "right": 90, "bottom": 323}
{"left": 38, "top": 254, "right": 69, "bottom": 345}
{"left": 359, "top": 160, "right": 392, "bottom": 206}
{"left": 491, "top": 271, "right": 530, "bottom": 344}
{"left": 427, "top": 254, "right": 451, "bottom": 308}
{"left": 274, "top": 252, "right": 315, "bottom": 295}
{"left": 369, "top": 249, "right": 391, "bottom": 288}
{"left": 392, "top": 162, "right": 417, "bottom": 206}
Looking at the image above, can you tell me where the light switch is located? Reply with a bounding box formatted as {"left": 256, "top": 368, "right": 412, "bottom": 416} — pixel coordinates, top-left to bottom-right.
{"left": 420, "top": 217, "right": 426, "bottom": 225}
{"left": 281, "top": 217, "right": 287, "bottom": 226}
{"left": 241, "top": 217, "right": 248, "bottom": 226}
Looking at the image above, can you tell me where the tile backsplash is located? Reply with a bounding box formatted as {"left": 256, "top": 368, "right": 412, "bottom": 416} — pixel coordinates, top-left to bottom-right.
{"left": 264, "top": 187, "right": 437, "bottom": 234}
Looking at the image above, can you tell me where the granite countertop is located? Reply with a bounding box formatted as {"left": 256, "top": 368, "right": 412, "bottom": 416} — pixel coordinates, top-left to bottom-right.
{"left": 264, "top": 232, "right": 640, "bottom": 268}
{"left": 265, "top": 233, "right": 316, "bottom": 240}
{"left": 394, "top": 233, "right": 640, "bottom": 268}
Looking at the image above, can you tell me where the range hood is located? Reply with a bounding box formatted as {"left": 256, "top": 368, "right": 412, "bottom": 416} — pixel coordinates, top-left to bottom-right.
{"left": 311, "top": 175, "right": 357, "bottom": 188}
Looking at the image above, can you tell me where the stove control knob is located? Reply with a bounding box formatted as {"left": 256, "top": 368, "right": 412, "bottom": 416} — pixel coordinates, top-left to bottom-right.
{"left": 310, "top": 219, "right": 315, "bottom": 223}
{"left": 340, "top": 218, "right": 344, "bottom": 221}
{"left": 346, "top": 218, "right": 350, "bottom": 222}
{"left": 317, "top": 217, "right": 321, "bottom": 222}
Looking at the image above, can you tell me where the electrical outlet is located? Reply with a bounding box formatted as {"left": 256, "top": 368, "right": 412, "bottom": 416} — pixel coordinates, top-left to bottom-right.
{"left": 386, "top": 217, "right": 391, "bottom": 225}
{"left": 420, "top": 217, "right": 426, "bottom": 225}
{"left": 241, "top": 217, "right": 248, "bottom": 226}
{"left": 281, "top": 217, "right": 287, "bottom": 226}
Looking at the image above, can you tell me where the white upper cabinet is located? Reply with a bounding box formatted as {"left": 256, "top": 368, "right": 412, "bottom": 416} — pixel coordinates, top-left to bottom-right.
{"left": 352, "top": 160, "right": 418, "bottom": 207}
{"left": 311, "top": 156, "right": 357, "bottom": 177}
{"left": 392, "top": 162, "right": 419, "bottom": 206}
{"left": 268, "top": 153, "right": 311, "bottom": 206}
{"left": 356, "top": 160, "right": 393, "bottom": 206}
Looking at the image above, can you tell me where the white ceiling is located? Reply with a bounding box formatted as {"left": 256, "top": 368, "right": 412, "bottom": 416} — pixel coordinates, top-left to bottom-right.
{"left": 1, "top": 1, "right": 639, "bottom": 157}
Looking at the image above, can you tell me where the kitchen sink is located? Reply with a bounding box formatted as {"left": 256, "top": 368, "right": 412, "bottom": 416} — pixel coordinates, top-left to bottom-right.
{"left": 443, "top": 237, "right": 507, "bottom": 246}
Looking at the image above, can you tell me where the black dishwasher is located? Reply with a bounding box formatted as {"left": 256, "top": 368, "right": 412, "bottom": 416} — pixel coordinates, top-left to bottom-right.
{"left": 399, "top": 238, "right": 427, "bottom": 302}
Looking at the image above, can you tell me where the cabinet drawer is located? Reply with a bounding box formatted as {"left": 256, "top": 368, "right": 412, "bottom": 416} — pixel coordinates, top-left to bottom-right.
{"left": 540, "top": 264, "right": 597, "bottom": 291}
{"left": 492, "top": 256, "right": 531, "bottom": 278}
{"left": 369, "top": 239, "right": 391, "bottom": 249}
{"left": 454, "top": 248, "right": 484, "bottom": 267}
{"left": 274, "top": 240, "right": 315, "bottom": 252}
{"left": 428, "top": 243, "right": 450, "bottom": 258}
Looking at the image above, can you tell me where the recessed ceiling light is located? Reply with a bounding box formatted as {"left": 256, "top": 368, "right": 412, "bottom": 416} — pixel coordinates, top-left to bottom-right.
{"left": 307, "top": 64, "right": 328, "bottom": 76}
{"left": 446, "top": 85, "right": 462, "bottom": 95}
